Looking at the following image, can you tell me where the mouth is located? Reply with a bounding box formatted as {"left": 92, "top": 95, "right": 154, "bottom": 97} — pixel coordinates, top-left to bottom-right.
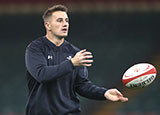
{"left": 61, "top": 28, "right": 68, "bottom": 33}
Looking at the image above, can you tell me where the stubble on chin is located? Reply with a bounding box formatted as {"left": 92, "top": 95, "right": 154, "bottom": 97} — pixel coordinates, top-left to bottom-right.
{"left": 58, "top": 34, "right": 68, "bottom": 39}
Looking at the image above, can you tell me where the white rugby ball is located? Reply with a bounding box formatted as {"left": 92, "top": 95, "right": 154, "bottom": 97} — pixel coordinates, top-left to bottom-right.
{"left": 122, "top": 63, "right": 157, "bottom": 88}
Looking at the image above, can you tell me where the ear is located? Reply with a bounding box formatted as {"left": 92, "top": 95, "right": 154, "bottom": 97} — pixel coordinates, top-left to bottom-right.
{"left": 44, "top": 22, "right": 51, "bottom": 31}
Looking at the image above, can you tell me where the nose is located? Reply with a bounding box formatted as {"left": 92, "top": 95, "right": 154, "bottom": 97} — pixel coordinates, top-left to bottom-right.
{"left": 63, "top": 20, "right": 69, "bottom": 27}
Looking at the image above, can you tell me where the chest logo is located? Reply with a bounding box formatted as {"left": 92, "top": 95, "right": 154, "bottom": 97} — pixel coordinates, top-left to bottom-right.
{"left": 67, "top": 56, "right": 72, "bottom": 60}
{"left": 48, "top": 55, "right": 53, "bottom": 60}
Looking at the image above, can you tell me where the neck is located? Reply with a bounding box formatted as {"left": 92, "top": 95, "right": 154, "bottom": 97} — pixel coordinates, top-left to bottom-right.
{"left": 46, "top": 34, "right": 64, "bottom": 47}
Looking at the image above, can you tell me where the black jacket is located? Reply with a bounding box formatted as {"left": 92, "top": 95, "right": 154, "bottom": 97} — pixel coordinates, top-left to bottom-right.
{"left": 25, "top": 36, "right": 107, "bottom": 115}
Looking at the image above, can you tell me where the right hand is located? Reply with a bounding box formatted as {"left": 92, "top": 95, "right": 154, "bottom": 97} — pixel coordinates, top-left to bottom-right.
{"left": 71, "top": 49, "right": 93, "bottom": 67}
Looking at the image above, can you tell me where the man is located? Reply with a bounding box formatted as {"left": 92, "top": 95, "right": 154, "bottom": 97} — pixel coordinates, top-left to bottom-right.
{"left": 25, "top": 4, "right": 128, "bottom": 115}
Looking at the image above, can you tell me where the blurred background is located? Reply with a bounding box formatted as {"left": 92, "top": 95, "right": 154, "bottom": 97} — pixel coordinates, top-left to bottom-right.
{"left": 0, "top": 0, "right": 160, "bottom": 115}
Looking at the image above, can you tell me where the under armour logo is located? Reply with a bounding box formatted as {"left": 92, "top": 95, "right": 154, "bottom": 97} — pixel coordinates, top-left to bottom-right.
{"left": 67, "top": 56, "right": 72, "bottom": 60}
{"left": 48, "top": 55, "right": 53, "bottom": 60}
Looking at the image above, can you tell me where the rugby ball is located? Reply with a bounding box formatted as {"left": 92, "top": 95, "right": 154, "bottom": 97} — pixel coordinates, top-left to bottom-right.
{"left": 122, "top": 63, "right": 157, "bottom": 88}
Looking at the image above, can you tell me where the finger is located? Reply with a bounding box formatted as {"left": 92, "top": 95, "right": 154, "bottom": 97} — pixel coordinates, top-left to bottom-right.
{"left": 79, "top": 49, "right": 87, "bottom": 53}
{"left": 81, "top": 59, "right": 93, "bottom": 63}
{"left": 82, "top": 63, "right": 92, "bottom": 67}
{"left": 82, "top": 51, "right": 92, "bottom": 56}
{"left": 84, "top": 55, "right": 93, "bottom": 59}
{"left": 114, "top": 89, "right": 123, "bottom": 97}
{"left": 81, "top": 55, "right": 93, "bottom": 60}
{"left": 114, "top": 89, "right": 128, "bottom": 102}
{"left": 119, "top": 96, "right": 128, "bottom": 102}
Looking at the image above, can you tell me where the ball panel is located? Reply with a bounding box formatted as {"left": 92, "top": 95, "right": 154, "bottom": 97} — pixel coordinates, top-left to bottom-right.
{"left": 122, "top": 67, "right": 156, "bottom": 85}
{"left": 122, "top": 63, "right": 157, "bottom": 88}
{"left": 125, "top": 74, "right": 156, "bottom": 88}
{"left": 123, "top": 63, "right": 155, "bottom": 80}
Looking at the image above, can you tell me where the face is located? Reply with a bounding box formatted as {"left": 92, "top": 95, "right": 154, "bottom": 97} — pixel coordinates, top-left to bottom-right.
{"left": 45, "top": 11, "right": 69, "bottom": 39}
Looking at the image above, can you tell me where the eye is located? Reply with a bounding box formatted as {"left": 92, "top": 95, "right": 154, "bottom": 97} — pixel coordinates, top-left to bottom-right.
{"left": 65, "top": 18, "right": 69, "bottom": 23}
{"left": 57, "top": 18, "right": 63, "bottom": 22}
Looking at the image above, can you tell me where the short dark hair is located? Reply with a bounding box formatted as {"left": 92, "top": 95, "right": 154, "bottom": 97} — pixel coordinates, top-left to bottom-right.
{"left": 42, "top": 4, "right": 68, "bottom": 21}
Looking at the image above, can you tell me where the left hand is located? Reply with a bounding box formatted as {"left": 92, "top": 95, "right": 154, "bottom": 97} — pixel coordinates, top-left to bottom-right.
{"left": 104, "top": 88, "right": 128, "bottom": 102}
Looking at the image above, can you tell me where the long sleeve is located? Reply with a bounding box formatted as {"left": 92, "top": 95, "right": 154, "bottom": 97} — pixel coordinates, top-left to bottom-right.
{"left": 25, "top": 44, "right": 74, "bottom": 83}
{"left": 75, "top": 67, "right": 107, "bottom": 100}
